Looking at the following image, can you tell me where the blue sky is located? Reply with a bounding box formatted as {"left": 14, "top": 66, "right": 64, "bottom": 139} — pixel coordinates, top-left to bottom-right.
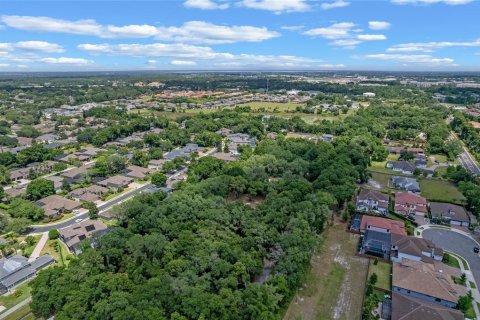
{"left": 0, "top": 0, "right": 479, "bottom": 71}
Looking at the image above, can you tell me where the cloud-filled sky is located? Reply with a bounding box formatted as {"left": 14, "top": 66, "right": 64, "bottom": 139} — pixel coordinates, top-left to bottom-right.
{"left": 0, "top": 0, "right": 479, "bottom": 71}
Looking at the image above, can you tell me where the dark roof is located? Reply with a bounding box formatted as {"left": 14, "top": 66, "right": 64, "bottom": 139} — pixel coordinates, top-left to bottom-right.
{"left": 389, "top": 161, "right": 416, "bottom": 172}
{"left": 357, "top": 188, "right": 389, "bottom": 202}
{"left": 430, "top": 202, "right": 469, "bottom": 223}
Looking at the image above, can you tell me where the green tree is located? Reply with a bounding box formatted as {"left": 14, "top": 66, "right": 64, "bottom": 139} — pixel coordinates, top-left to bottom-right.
{"left": 48, "top": 229, "right": 60, "bottom": 240}
{"left": 83, "top": 202, "right": 99, "bottom": 219}
{"left": 151, "top": 172, "right": 167, "bottom": 187}
{"left": 26, "top": 178, "right": 55, "bottom": 201}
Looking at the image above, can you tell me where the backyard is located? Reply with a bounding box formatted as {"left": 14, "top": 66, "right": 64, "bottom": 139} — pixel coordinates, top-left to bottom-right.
{"left": 283, "top": 223, "right": 368, "bottom": 320}
{"left": 367, "top": 260, "right": 392, "bottom": 291}
{"left": 40, "top": 239, "right": 70, "bottom": 267}
{"left": 419, "top": 178, "right": 465, "bottom": 204}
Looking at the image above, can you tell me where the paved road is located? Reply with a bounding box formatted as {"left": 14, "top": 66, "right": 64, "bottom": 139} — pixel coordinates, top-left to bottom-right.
{"left": 451, "top": 131, "right": 480, "bottom": 176}
{"left": 422, "top": 228, "right": 480, "bottom": 285}
{"left": 26, "top": 149, "right": 215, "bottom": 234}
{"left": 0, "top": 297, "right": 31, "bottom": 319}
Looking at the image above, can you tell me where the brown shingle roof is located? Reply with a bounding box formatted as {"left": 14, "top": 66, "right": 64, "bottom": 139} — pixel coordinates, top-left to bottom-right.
{"left": 392, "top": 262, "right": 461, "bottom": 304}
{"left": 392, "top": 292, "right": 463, "bottom": 320}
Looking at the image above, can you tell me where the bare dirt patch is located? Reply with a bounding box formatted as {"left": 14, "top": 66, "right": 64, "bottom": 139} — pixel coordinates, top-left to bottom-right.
{"left": 283, "top": 223, "right": 368, "bottom": 320}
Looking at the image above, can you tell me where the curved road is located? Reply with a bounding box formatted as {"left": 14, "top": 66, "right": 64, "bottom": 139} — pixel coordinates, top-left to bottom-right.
{"left": 422, "top": 228, "right": 480, "bottom": 285}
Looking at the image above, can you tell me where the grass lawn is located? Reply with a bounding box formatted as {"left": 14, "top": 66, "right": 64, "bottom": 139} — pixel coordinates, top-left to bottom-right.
{"left": 419, "top": 178, "right": 465, "bottom": 204}
{"left": 40, "top": 239, "right": 70, "bottom": 267}
{"left": 235, "top": 101, "right": 305, "bottom": 112}
{"left": 470, "top": 281, "right": 476, "bottom": 289}
{"left": 369, "top": 172, "right": 392, "bottom": 190}
{"left": 0, "top": 282, "right": 31, "bottom": 310}
{"left": 283, "top": 223, "right": 368, "bottom": 320}
{"left": 430, "top": 154, "right": 448, "bottom": 163}
{"left": 368, "top": 260, "right": 392, "bottom": 291}
{"left": 465, "top": 302, "right": 476, "bottom": 319}
{"left": 443, "top": 253, "right": 461, "bottom": 269}
{"left": 434, "top": 166, "right": 448, "bottom": 177}
{"left": 18, "top": 235, "right": 42, "bottom": 257}
{"left": 3, "top": 304, "right": 35, "bottom": 320}
{"left": 104, "top": 188, "right": 133, "bottom": 201}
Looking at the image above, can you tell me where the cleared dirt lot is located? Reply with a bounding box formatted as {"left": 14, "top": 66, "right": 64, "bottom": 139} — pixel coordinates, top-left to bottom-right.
{"left": 283, "top": 223, "right": 368, "bottom": 320}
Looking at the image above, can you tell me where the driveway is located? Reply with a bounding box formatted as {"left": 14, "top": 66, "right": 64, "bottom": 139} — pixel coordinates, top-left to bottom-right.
{"left": 422, "top": 228, "right": 480, "bottom": 285}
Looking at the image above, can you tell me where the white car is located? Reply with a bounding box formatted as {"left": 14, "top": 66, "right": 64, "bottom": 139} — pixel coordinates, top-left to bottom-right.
{"left": 75, "top": 218, "right": 83, "bottom": 223}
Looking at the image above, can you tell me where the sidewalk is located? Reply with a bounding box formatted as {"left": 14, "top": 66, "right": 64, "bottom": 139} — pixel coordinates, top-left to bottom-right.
{"left": 448, "top": 251, "right": 480, "bottom": 320}
{"left": 28, "top": 232, "right": 48, "bottom": 262}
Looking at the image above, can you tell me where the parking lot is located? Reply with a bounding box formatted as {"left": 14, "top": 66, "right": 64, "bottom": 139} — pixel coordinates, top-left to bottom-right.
{"left": 422, "top": 228, "right": 480, "bottom": 284}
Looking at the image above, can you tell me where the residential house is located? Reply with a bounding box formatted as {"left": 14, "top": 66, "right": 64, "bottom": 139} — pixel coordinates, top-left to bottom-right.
{"left": 389, "top": 147, "right": 425, "bottom": 157}
{"left": 96, "top": 175, "right": 133, "bottom": 190}
{"left": 68, "top": 185, "right": 109, "bottom": 202}
{"left": 164, "top": 143, "right": 204, "bottom": 161}
{"left": 391, "top": 235, "right": 443, "bottom": 263}
{"left": 391, "top": 176, "right": 420, "bottom": 192}
{"left": 16, "top": 137, "right": 32, "bottom": 147}
{"left": 392, "top": 260, "right": 463, "bottom": 308}
{"left": 215, "top": 128, "right": 233, "bottom": 137}
{"left": 44, "top": 176, "right": 64, "bottom": 192}
{"left": 61, "top": 165, "right": 92, "bottom": 184}
{"left": 148, "top": 159, "right": 166, "bottom": 170}
{"left": 430, "top": 202, "right": 470, "bottom": 227}
{"left": 4, "top": 187, "right": 26, "bottom": 199}
{"left": 227, "top": 133, "right": 256, "bottom": 155}
{"left": 36, "top": 133, "right": 59, "bottom": 144}
{"left": 391, "top": 292, "right": 463, "bottom": 320}
{"left": 266, "top": 132, "right": 278, "bottom": 140}
{"left": 386, "top": 161, "right": 416, "bottom": 175}
{"left": 122, "top": 165, "right": 151, "bottom": 180}
{"left": 359, "top": 215, "right": 407, "bottom": 235}
{"left": 355, "top": 189, "right": 389, "bottom": 215}
{"left": 35, "top": 195, "right": 82, "bottom": 217}
{"left": 9, "top": 168, "right": 30, "bottom": 182}
{"left": 415, "top": 155, "right": 428, "bottom": 169}
{"left": 0, "top": 255, "right": 54, "bottom": 294}
{"left": 361, "top": 229, "right": 392, "bottom": 259}
{"left": 394, "top": 192, "right": 428, "bottom": 218}
{"left": 59, "top": 220, "right": 108, "bottom": 255}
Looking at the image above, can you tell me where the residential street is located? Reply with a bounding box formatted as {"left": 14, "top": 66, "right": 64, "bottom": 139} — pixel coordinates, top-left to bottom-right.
{"left": 422, "top": 228, "right": 480, "bottom": 285}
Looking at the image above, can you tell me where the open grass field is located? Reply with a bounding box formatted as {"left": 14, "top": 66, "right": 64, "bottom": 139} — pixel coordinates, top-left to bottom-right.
{"left": 283, "top": 223, "right": 368, "bottom": 320}
{"left": 131, "top": 105, "right": 356, "bottom": 124}
{"left": 367, "top": 260, "right": 392, "bottom": 291}
{"left": 419, "top": 178, "right": 465, "bottom": 204}
{"left": 236, "top": 101, "right": 305, "bottom": 112}
{"left": 0, "top": 282, "right": 31, "bottom": 310}
{"left": 3, "top": 303, "right": 36, "bottom": 320}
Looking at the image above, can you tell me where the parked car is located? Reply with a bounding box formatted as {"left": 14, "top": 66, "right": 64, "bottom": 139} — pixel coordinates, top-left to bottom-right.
{"left": 474, "top": 247, "right": 479, "bottom": 254}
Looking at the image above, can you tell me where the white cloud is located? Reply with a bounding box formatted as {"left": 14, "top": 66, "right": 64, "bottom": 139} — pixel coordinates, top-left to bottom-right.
{"left": 304, "top": 22, "right": 355, "bottom": 39}
{"left": 1, "top": 15, "right": 278, "bottom": 44}
{"left": 0, "top": 63, "right": 9, "bottom": 67}
{"left": 156, "top": 21, "right": 280, "bottom": 44}
{"left": 330, "top": 39, "right": 362, "bottom": 48}
{"left": 40, "top": 57, "right": 94, "bottom": 65}
{"left": 184, "top": 0, "right": 229, "bottom": 9}
{"left": 321, "top": 0, "right": 350, "bottom": 10}
{"left": 281, "top": 25, "right": 304, "bottom": 31}
{"left": 357, "top": 34, "right": 387, "bottom": 41}
{"left": 387, "top": 40, "right": 480, "bottom": 52}
{"left": 362, "top": 53, "right": 456, "bottom": 65}
{"left": 170, "top": 60, "right": 197, "bottom": 65}
{"left": 368, "top": 21, "right": 391, "bottom": 30}
{"left": 392, "top": 0, "right": 472, "bottom": 5}
{"left": 0, "top": 41, "right": 64, "bottom": 53}
{"left": 147, "top": 59, "right": 157, "bottom": 64}
{"left": 77, "top": 42, "right": 321, "bottom": 69}
{"left": 319, "top": 63, "right": 345, "bottom": 68}
{"left": 239, "top": 0, "right": 310, "bottom": 13}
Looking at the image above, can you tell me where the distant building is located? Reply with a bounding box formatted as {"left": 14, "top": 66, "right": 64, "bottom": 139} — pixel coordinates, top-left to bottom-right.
{"left": 391, "top": 176, "right": 420, "bottom": 192}
{"left": 386, "top": 161, "right": 416, "bottom": 175}
{"left": 363, "top": 92, "right": 376, "bottom": 97}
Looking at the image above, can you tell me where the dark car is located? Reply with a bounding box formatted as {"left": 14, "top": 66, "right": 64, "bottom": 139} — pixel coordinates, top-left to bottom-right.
{"left": 474, "top": 247, "right": 479, "bottom": 254}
